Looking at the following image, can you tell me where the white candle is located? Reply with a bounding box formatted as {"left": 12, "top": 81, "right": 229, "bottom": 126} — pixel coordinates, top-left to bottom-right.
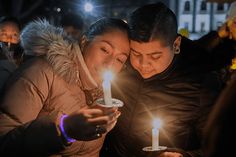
{"left": 152, "top": 118, "right": 161, "bottom": 150}
{"left": 102, "top": 71, "right": 113, "bottom": 106}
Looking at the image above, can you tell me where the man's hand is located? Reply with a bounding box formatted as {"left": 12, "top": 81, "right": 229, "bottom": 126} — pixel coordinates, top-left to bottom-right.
{"left": 158, "top": 152, "right": 183, "bottom": 157}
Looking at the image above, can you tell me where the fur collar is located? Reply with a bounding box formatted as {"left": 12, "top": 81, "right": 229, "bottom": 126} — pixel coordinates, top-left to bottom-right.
{"left": 20, "top": 19, "right": 97, "bottom": 90}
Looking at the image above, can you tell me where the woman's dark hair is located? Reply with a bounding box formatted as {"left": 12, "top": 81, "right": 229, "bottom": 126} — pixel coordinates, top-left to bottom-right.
{"left": 0, "top": 16, "right": 21, "bottom": 30}
{"left": 128, "top": 2, "right": 177, "bottom": 46}
{"left": 84, "top": 17, "right": 129, "bottom": 41}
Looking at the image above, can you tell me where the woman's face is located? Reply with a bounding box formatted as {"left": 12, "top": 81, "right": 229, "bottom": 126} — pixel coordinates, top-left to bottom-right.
{"left": 82, "top": 29, "right": 130, "bottom": 84}
{"left": 0, "top": 22, "right": 20, "bottom": 44}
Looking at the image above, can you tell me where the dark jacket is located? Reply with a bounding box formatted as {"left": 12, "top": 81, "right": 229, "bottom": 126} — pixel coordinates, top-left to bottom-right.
{"left": 197, "top": 31, "right": 236, "bottom": 157}
{"left": 101, "top": 37, "right": 231, "bottom": 157}
{"left": 203, "top": 73, "right": 236, "bottom": 157}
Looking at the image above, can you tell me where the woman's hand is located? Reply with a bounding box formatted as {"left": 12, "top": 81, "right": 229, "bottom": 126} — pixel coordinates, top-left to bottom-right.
{"left": 227, "top": 17, "right": 236, "bottom": 40}
{"left": 90, "top": 102, "right": 121, "bottom": 132}
{"left": 218, "top": 17, "right": 236, "bottom": 40}
{"left": 218, "top": 22, "right": 230, "bottom": 38}
{"left": 62, "top": 106, "right": 120, "bottom": 141}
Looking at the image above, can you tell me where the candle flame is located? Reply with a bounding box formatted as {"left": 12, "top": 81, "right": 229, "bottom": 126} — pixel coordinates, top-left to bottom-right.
{"left": 102, "top": 70, "right": 113, "bottom": 106}
{"left": 103, "top": 70, "right": 114, "bottom": 82}
{"left": 153, "top": 118, "right": 162, "bottom": 129}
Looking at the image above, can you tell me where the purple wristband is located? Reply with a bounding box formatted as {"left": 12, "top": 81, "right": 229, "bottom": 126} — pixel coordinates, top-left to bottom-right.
{"left": 59, "top": 114, "right": 76, "bottom": 143}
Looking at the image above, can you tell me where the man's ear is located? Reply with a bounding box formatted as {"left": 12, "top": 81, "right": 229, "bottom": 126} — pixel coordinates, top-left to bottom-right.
{"left": 174, "top": 35, "right": 182, "bottom": 48}
{"left": 79, "top": 35, "right": 88, "bottom": 52}
{"left": 173, "top": 36, "right": 182, "bottom": 54}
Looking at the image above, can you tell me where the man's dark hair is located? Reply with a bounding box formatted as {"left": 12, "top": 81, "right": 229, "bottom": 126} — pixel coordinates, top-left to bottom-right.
{"left": 0, "top": 16, "right": 21, "bottom": 30}
{"left": 128, "top": 2, "right": 177, "bottom": 46}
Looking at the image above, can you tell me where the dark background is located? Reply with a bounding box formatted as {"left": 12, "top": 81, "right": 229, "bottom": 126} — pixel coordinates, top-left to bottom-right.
{"left": 0, "top": 0, "right": 233, "bottom": 37}
{"left": 0, "top": 0, "right": 170, "bottom": 26}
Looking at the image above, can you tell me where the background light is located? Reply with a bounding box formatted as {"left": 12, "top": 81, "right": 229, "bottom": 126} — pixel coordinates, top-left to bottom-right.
{"left": 84, "top": 2, "right": 93, "bottom": 12}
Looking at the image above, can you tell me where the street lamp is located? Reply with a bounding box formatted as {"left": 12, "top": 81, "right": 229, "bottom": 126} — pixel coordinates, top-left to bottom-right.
{"left": 84, "top": 2, "right": 93, "bottom": 13}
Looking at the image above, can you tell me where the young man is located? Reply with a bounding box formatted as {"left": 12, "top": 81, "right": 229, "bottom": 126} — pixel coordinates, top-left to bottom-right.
{"left": 101, "top": 2, "right": 234, "bottom": 157}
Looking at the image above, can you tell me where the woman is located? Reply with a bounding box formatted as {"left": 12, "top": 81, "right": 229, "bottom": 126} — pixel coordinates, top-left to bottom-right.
{"left": 0, "top": 16, "right": 23, "bottom": 65}
{"left": 0, "top": 16, "right": 23, "bottom": 93}
{"left": 0, "top": 18, "right": 130, "bottom": 156}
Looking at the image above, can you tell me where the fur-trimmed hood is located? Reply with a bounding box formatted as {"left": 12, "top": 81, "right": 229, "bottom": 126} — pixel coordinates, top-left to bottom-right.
{"left": 20, "top": 19, "right": 97, "bottom": 90}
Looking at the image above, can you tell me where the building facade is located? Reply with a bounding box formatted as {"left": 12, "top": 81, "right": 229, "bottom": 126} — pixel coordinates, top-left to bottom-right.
{"left": 176, "top": 0, "right": 230, "bottom": 39}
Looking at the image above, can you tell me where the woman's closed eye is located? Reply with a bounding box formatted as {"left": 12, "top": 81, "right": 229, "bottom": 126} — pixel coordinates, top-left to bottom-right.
{"left": 116, "top": 55, "right": 127, "bottom": 64}
{"left": 101, "top": 47, "right": 111, "bottom": 55}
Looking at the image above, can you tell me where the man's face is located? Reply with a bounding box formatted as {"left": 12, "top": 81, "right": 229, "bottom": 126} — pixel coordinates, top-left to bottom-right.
{"left": 130, "top": 39, "right": 175, "bottom": 79}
